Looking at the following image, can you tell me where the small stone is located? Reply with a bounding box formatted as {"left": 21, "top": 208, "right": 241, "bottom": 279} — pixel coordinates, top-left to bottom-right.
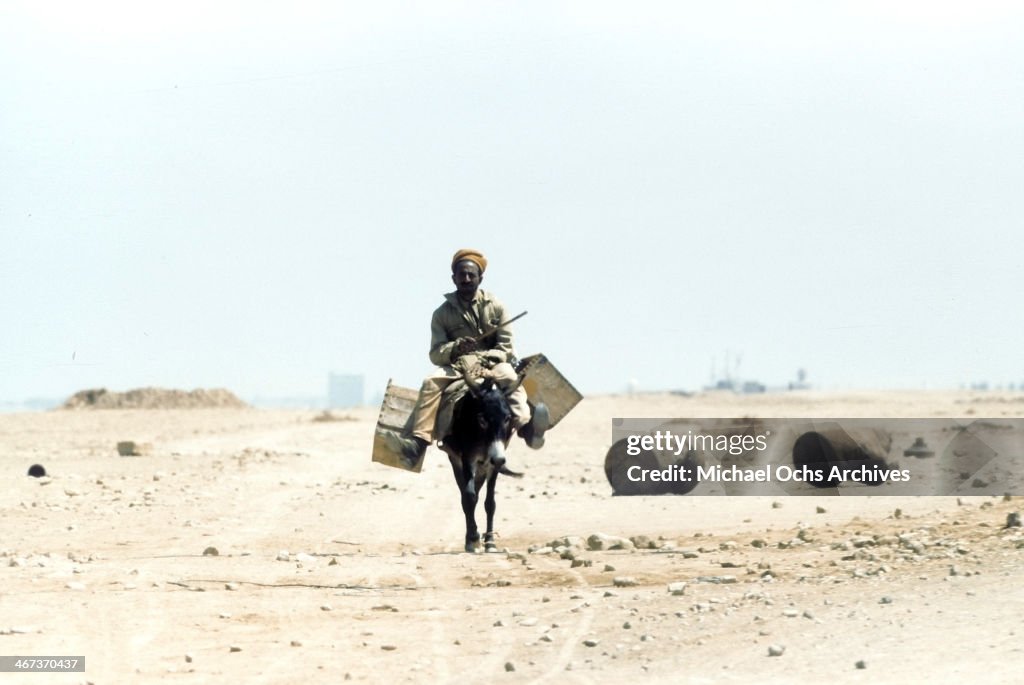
{"left": 504, "top": 662, "right": 515, "bottom": 672}
{"left": 771, "top": 502, "right": 783, "bottom": 509}
{"left": 768, "top": 644, "right": 785, "bottom": 657}
{"left": 203, "top": 547, "right": 219, "bottom": 556}
{"left": 381, "top": 645, "right": 397, "bottom": 651}
{"left": 225, "top": 582, "right": 239, "bottom": 591}
{"left": 321, "top": 604, "right": 332, "bottom": 611}
{"left": 328, "top": 557, "right": 338, "bottom": 566}
{"left": 540, "top": 634, "right": 553, "bottom": 642}
{"left": 603, "top": 564, "right": 616, "bottom": 572}
{"left": 816, "top": 506, "right": 826, "bottom": 514}
{"left": 276, "top": 551, "right": 290, "bottom": 562}
{"left": 1005, "top": 512, "right": 1022, "bottom": 528}
{"left": 782, "top": 608, "right": 799, "bottom": 618}
{"left": 880, "top": 596, "right": 893, "bottom": 605}
{"left": 229, "top": 645, "right": 242, "bottom": 653}
{"left": 290, "top": 640, "right": 302, "bottom": 647}
{"left": 583, "top": 639, "right": 599, "bottom": 647}
{"left": 494, "top": 619, "right": 505, "bottom": 627}
{"left": 185, "top": 654, "right": 193, "bottom": 663}
{"left": 623, "top": 621, "right": 632, "bottom": 629}
{"left": 856, "top": 660, "right": 867, "bottom": 669}
{"left": 697, "top": 575, "right": 737, "bottom": 584}
{"left": 613, "top": 577, "right": 638, "bottom": 587}
{"left": 667, "top": 582, "right": 687, "bottom": 595}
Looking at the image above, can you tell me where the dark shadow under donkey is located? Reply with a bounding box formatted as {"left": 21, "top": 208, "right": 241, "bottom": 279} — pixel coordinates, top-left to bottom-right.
{"left": 437, "top": 373, "right": 526, "bottom": 553}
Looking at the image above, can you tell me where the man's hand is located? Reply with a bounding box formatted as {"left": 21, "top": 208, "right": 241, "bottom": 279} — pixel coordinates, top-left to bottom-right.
{"left": 453, "top": 336, "right": 480, "bottom": 358}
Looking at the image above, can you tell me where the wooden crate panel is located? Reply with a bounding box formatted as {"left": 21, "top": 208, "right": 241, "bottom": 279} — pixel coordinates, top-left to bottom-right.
{"left": 371, "top": 380, "right": 423, "bottom": 473}
{"left": 519, "top": 354, "right": 583, "bottom": 428}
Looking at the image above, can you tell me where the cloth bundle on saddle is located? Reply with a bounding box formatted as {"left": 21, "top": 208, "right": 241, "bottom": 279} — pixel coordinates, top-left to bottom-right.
{"left": 435, "top": 354, "right": 515, "bottom": 445}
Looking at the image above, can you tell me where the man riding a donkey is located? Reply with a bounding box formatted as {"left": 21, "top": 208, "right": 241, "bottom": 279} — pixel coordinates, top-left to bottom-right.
{"left": 389, "top": 248, "right": 550, "bottom": 468}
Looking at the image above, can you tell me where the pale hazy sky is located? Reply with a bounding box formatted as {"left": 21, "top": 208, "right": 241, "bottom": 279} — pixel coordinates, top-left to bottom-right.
{"left": 2, "top": 1, "right": 1023, "bottom": 403}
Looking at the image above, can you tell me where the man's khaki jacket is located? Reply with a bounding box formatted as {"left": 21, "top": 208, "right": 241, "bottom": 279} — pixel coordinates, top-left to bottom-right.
{"left": 429, "top": 290, "right": 515, "bottom": 367}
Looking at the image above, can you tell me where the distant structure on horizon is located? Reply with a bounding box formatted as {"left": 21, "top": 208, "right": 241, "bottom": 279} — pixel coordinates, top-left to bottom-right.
{"left": 704, "top": 351, "right": 765, "bottom": 393}
{"left": 328, "top": 373, "right": 364, "bottom": 408}
{"left": 788, "top": 368, "right": 811, "bottom": 391}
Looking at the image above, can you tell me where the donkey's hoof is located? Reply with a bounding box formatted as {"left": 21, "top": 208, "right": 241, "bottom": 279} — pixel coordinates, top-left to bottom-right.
{"left": 484, "top": 543, "right": 500, "bottom": 553}
{"left": 465, "top": 542, "right": 480, "bottom": 553}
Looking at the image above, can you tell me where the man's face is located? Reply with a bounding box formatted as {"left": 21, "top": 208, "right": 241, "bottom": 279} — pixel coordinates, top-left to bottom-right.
{"left": 452, "top": 260, "right": 482, "bottom": 300}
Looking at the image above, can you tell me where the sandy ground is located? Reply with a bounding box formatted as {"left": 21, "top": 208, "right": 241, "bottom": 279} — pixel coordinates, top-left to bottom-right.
{"left": 2, "top": 390, "right": 1023, "bottom": 684}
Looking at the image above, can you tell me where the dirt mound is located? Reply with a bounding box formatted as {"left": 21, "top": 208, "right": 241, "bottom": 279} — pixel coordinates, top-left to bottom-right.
{"left": 61, "top": 387, "right": 248, "bottom": 410}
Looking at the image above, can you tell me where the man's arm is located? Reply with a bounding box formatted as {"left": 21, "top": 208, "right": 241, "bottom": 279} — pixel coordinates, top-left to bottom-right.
{"left": 429, "top": 305, "right": 459, "bottom": 366}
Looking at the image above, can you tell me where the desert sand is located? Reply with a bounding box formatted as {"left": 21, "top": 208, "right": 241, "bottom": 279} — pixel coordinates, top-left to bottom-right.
{"left": 2, "top": 390, "right": 1023, "bottom": 684}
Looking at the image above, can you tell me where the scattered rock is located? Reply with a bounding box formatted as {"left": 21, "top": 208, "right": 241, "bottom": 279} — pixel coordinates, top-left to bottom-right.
{"left": 771, "top": 502, "right": 783, "bottom": 509}
{"left": 697, "top": 575, "right": 737, "bottom": 584}
{"left": 613, "top": 577, "right": 638, "bottom": 587}
{"left": 630, "top": 535, "right": 658, "bottom": 549}
{"left": 381, "top": 645, "right": 397, "bottom": 651}
{"left": 583, "top": 639, "right": 599, "bottom": 647}
{"left": 290, "top": 641, "right": 302, "bottom": 647}
{"left": 229, "top": 645, "right": 242, "bottom": 653}
{"left": 768, "top": 644, "right": 785, "bottom": 657}
{"left": 203, "top": 547, "right": 219, "bottom": 557}
{"left": 587, "top": 533, "right": 635, "bottom": 551}
{"left": 856, "top": 660, "right": 867, "bottom": 669}
{"left": 117, "top": 441, "right": 152, "bottom": 457}
{"left": 1005, "top": 512, "right": 1022, "bottom": 528}
{"left": 667, "top": 582, "right": 687, "bottom": 595}
{"left": 504, "top": 662, "right": 515, "bottom": 672}
{"left": 816, "top": 506, "right": 827, "bottom": 514}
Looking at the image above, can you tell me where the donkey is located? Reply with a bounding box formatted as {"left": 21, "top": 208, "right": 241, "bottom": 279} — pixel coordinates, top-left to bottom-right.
{"left": 437, "top": 373, "right": 524, "bottom": 553}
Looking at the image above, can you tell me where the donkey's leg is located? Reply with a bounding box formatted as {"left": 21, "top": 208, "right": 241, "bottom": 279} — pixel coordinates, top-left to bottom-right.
{"left": 483, "top": 468, "right": 500, "bottom": 552}
{"left": 459, "top": 455, "right": 480, "bottom": 552}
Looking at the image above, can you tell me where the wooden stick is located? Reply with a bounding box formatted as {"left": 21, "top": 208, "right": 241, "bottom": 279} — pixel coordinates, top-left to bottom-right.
{"left": 471, "top": 310, "right": 528, "bottom": 342}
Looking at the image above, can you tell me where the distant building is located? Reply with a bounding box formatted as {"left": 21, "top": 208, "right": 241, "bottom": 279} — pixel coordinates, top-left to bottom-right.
{"left": 328, "top": 373, "right": 364, "bottom": 408}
